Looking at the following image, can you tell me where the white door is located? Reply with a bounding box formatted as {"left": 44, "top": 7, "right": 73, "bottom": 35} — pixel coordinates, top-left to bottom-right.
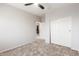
{"left": 51, "top": 17, "right": 72, "bottom": 47}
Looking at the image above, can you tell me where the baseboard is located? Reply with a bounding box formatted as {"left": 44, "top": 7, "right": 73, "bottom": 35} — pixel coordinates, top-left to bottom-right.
{"left": 71, "top": 47, "right": 79, "bottom": 52}
{"left": 0, "top": 39, "right": 35, "bottom": 53}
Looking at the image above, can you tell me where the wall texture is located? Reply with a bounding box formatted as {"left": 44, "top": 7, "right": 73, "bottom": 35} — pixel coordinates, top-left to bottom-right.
{"left": 0, "top": 4, "right": 38, "bottom": 52}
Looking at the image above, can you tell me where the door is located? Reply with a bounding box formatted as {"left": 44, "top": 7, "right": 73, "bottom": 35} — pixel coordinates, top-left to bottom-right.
{"left": 51, "top": 17, "right": 72, "bottom": 47}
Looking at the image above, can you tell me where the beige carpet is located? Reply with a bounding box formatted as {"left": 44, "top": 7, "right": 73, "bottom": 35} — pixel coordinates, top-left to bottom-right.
{"left": 0, "top": 39, "right": 79, "bottom": 56}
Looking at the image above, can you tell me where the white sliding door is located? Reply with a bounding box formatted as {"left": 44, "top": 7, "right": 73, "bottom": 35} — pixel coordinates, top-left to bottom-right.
{"left": 51, "top": 17, "right": 72, "bottom": 47}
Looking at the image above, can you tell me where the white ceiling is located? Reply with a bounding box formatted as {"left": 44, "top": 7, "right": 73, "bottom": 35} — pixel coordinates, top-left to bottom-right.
{"left": 7, "top": 3, "right": 72, "bottom": 17}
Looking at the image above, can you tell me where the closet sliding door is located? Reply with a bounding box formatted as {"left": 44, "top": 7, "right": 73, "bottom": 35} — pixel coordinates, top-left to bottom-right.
{"left": 51, "top": 17, "right": 72, "bottom": 47}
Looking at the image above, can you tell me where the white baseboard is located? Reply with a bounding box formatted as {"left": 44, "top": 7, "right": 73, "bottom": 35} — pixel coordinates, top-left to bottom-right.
{"left": 71, "top": 47, "right": 79, "bottom": 51}
{"left": 0, "top": 39, "right": 35, "bottom": 53}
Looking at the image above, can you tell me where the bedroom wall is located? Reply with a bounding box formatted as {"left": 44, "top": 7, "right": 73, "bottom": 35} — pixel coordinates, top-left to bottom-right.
{"left": 72, "top": 5, "right": 79, "bottom": 51}
{"left": 0, "top": 4, "right": 39, "bottom": 52}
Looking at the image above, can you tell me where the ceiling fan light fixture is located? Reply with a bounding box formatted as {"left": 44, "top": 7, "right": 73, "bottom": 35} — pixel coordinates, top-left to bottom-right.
{"left": 24, "top": 3, "right": 45, "bottom": 10}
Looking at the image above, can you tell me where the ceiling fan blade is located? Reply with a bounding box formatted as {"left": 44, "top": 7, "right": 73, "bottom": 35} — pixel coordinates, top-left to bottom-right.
{"left": 38, "top": 4, "right": 45, "bottom": 9}
{"left": 24, "top": 3, "right": 34, "bottom": 6}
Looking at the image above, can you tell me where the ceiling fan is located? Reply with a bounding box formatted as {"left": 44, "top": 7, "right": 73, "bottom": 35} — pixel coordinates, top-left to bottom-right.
{"left": 24, "top": 3, "right": 45, "bottom": 10}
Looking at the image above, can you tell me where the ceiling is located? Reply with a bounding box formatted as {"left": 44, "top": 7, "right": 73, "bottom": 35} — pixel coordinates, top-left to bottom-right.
{"left": 7, "top": 3, "right": 72, "bottom": 17}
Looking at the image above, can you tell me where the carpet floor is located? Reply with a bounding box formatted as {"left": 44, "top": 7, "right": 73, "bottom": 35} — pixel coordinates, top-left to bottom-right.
{"left": 0, "top": 39, "right": 79, "bottom": 56}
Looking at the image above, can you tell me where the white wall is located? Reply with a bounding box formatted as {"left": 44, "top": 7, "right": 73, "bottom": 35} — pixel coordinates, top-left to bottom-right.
{"left": 72, "top": 6, "right": 79, "bottom": 51}
{"left": 0, "top": 4, "right": 38, "bottom": 52}
{"left": 40, "top": 4, "right": 79, "bottom": 51}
